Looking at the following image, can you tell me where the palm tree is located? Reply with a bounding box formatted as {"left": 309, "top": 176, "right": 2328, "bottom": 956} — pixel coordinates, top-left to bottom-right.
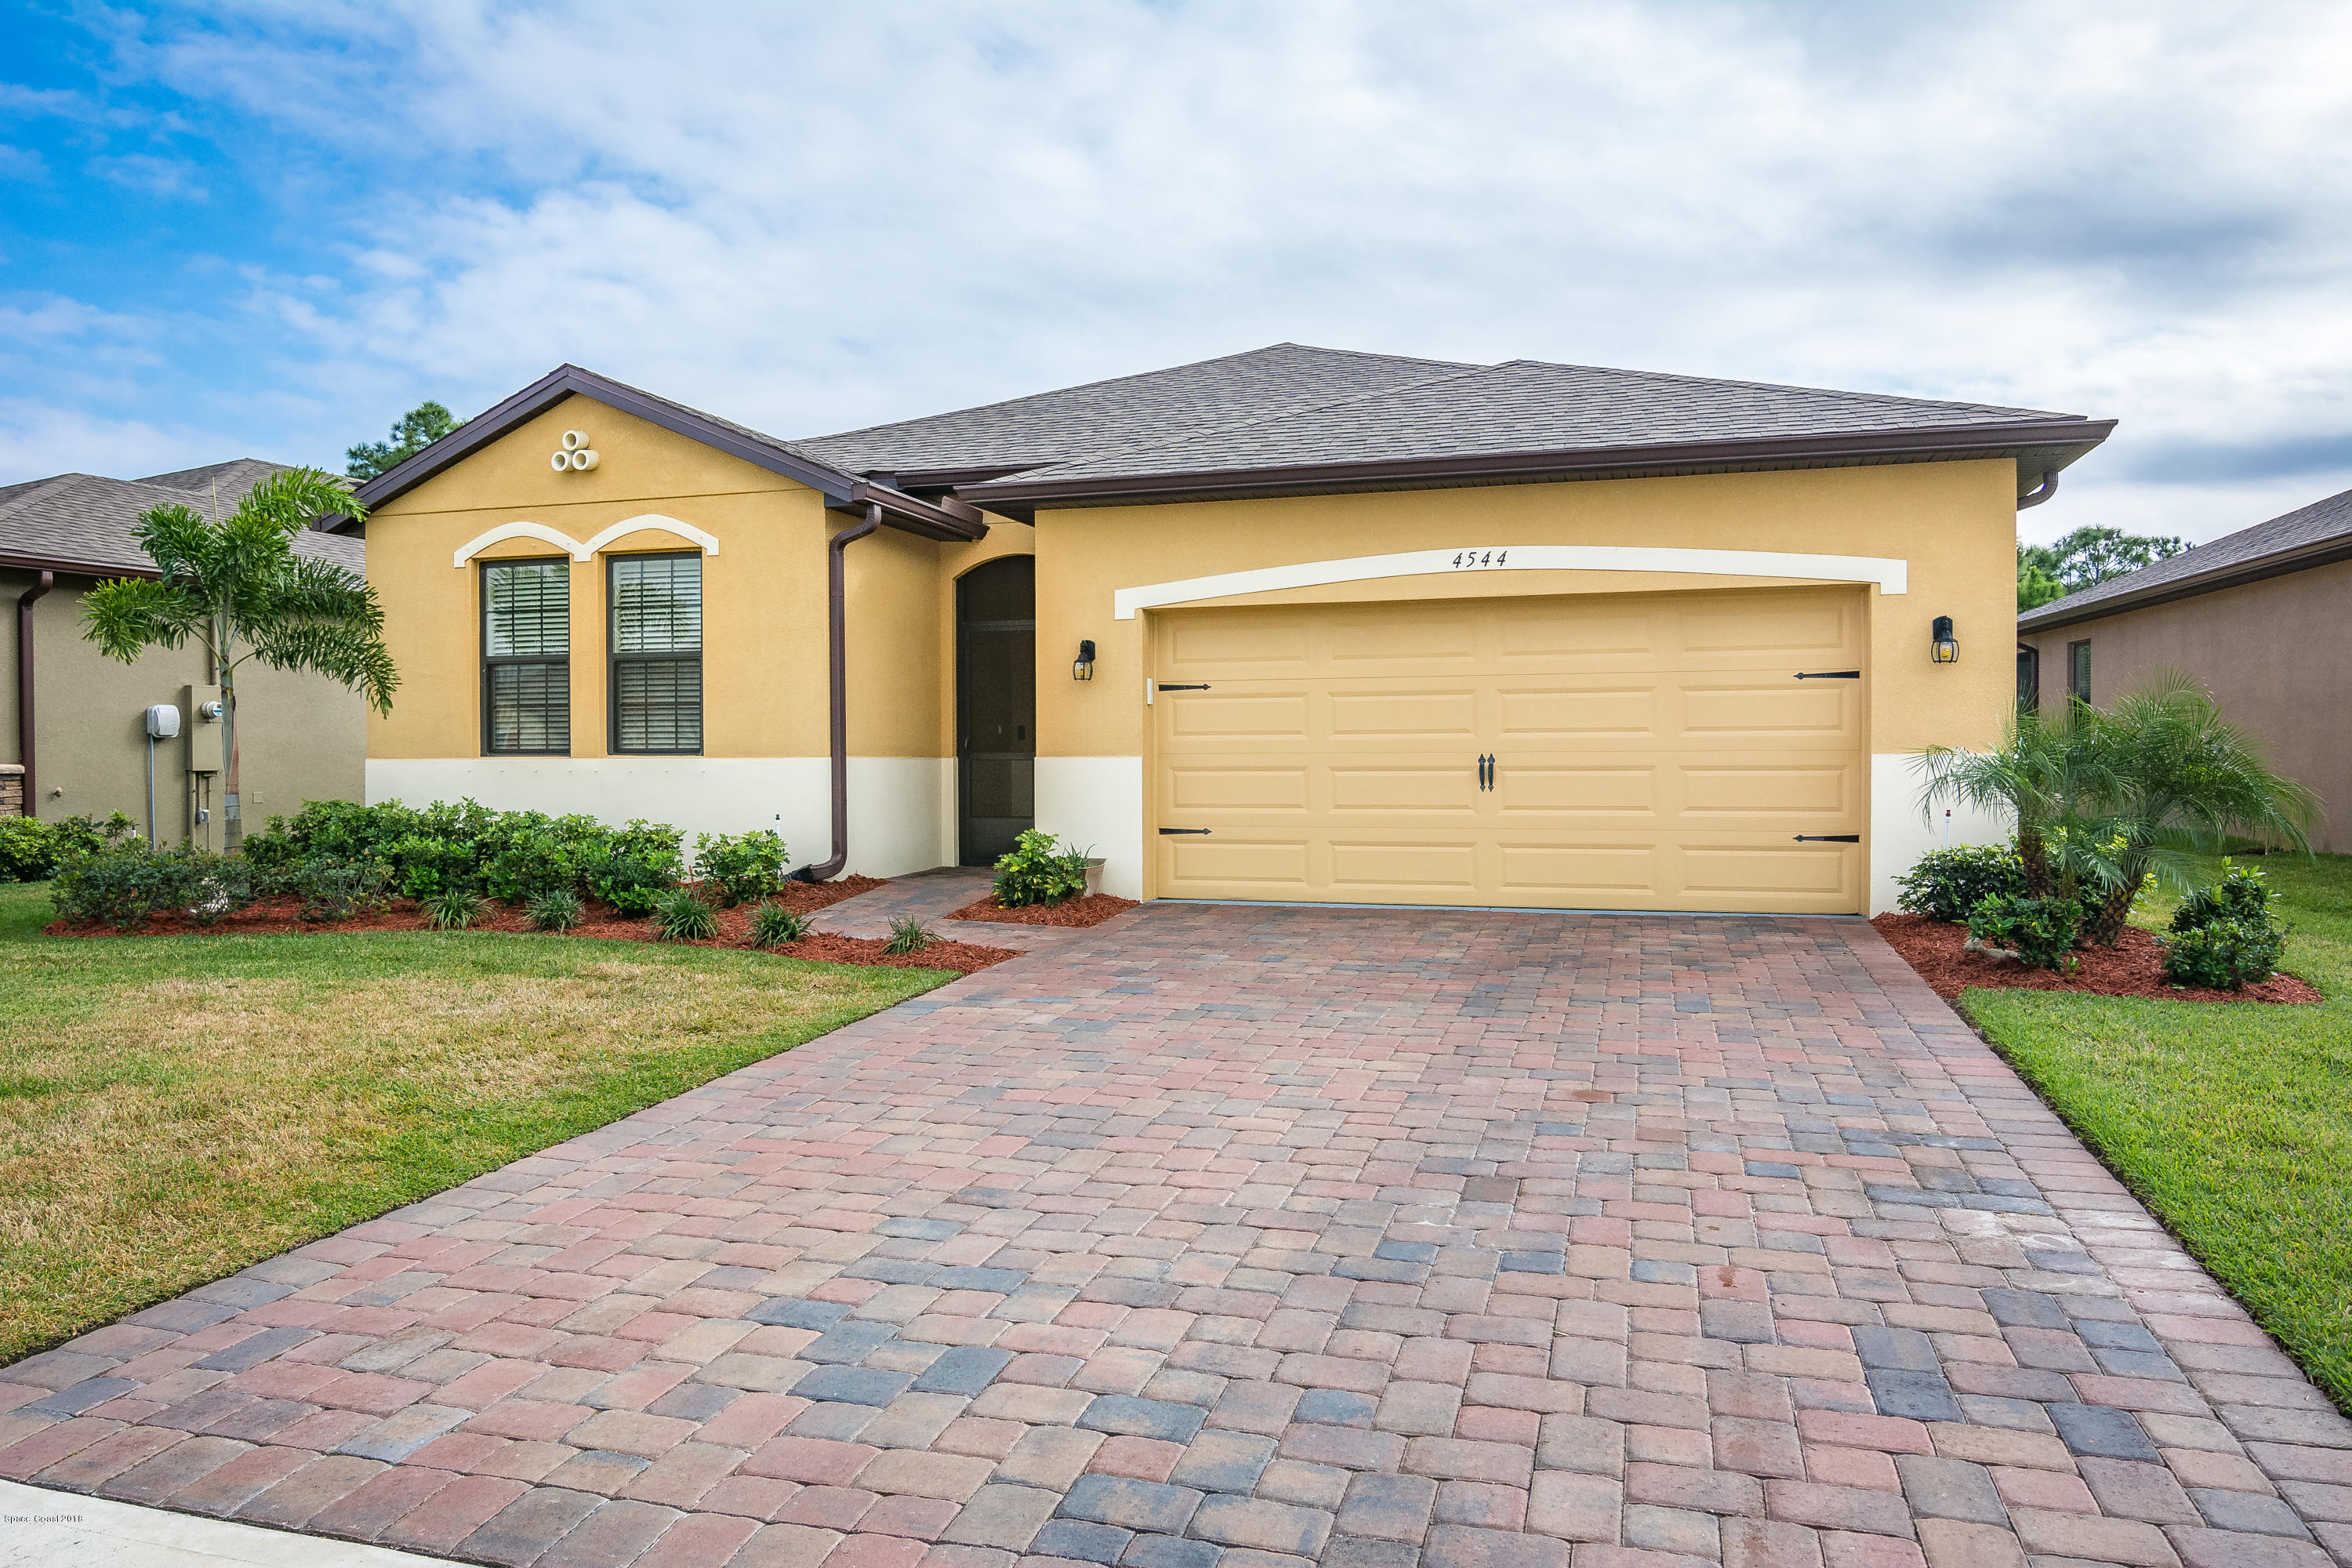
{"left": 1911, "top": 702, "right": 2110, "bottom": 900}
{"left": 82, "top": 468, "right": 396, "bottom": 851}
{"left": 2072, "top": 673, "right": 2315, "bottom": 946}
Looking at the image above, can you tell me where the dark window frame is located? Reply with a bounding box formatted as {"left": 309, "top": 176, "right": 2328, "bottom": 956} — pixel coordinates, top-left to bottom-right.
{"left": 2016, "top": 642, "right": 2040, "bottom": 713}
{"left": 480, "top": 556, "right": 572, "bottom": 757}
{"left": 2068, "top": 639, "right": 2092, "bottom": 705}
{"left": 607, "top": 550, "right": 705, "bottom": 757}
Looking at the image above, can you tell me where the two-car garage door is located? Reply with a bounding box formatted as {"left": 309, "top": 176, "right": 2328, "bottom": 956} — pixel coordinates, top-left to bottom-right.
{"left": 1150, "top": 586, "right": 1868, "bottom": 913}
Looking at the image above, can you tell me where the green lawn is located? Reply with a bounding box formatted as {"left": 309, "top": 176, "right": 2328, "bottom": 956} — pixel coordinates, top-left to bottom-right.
{"left": 0, "top": 881, "right": 946, "bottom": 1365}
{"left": 1962, "top": 853, "right": 2352, "bottom": 1410}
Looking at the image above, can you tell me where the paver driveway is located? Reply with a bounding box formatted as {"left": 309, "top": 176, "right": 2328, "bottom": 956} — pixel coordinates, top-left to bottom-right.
{"left": 5, "top": 904, "right": 2350, "bottom": 1568}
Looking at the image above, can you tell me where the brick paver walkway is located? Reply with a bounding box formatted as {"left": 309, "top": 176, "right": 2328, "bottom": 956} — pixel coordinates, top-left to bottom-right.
{"left": 5, "top": 905, "right": 2349, "bottom": 1568}
{"left": 814, "top": 869, "right": 1090, "bottom": 953}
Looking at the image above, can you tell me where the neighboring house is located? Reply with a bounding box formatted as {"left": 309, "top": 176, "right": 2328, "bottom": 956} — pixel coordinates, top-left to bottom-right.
{"left": 329, "top": 345, "right": 2112, "bottom": 915}
{"left": 1, "top": 460, "right": 368, "bottom": 842}
{"left": 2019, "top": 485, "right": 2350, "bottom": 851}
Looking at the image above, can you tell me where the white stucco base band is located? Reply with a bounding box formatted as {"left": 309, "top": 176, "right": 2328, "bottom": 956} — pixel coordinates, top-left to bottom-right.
{"left": 365, "top": 757, "right": 954, "bottom": 880}
{"left": 1870, "top": 751, "right": 2007, "bottom": 916}
{"left": 366, "top": 753, "right": 1976, "bottom": 914}
{"left": 1035, "top": 756, "right": 1145, "bottom": 898}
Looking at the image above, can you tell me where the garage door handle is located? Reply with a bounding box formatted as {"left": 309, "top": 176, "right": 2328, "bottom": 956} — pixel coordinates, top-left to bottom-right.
{"left": 1159, "top": 827, "right": 1212, "bottom": 835}
{"left": 1478, "top": 754, "right": 1494, "bottom": 790}
{"left": 1793, "top": 833, "right": 1860, "bottom": 843}
{"left": 1795, "top": 670, "right": 1860, "bottom": 680}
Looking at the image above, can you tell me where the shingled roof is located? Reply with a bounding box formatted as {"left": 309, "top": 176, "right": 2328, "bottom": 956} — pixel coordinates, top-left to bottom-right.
{"left": 949, "top": 352, "right": 2111, "bottom": 509}
{"left": 796, "top": 343, "right": 1475, "bottom": 480}
{"left": 0, "top": 463, "right": 365, "bottom": 579}
{"left": 2020, "top": 485, "right": 2352, "bottom": 633}
{"left": 339, "top": 343, "right": 2111, "bottom": 529}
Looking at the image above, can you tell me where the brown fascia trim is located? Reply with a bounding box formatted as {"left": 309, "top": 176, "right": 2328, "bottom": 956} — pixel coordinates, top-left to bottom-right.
{"left": 0, "top": 550, "right": 158, "bottom": 582}
{"left": 958, "top": 419, "right": 2117, "bottom": 508}
{"left": 844, "top": 481, "right": 987, "bottom": 542}
{"left": 331, "top": 365, "right": 984, "bottom": 544}
{"left": 2018, "top": 532, "right": 2352, "bottom": 635}
{"left": 347, "top": 366, "right": 862, "bottom": 514}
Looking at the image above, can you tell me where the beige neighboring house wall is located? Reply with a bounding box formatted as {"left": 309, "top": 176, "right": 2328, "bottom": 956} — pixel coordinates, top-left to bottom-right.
{"left": 2019, "top": 484, "right": 2352, "bottom": 855}
{"left": 2, "top": 460, "right": 368, "bottom": 845}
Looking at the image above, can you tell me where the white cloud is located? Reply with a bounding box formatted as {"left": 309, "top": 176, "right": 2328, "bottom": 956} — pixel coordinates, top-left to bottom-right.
{"left": 16, "top": 0, "right": 2352, "bottom": 543}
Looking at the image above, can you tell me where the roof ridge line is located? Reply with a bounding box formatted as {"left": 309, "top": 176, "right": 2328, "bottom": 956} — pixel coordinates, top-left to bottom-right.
{"left": 999, "top": 358, "right": 1511, "bottom": 480}
{"left": 794, "top": 343, "right": 1475, "bottom": 453}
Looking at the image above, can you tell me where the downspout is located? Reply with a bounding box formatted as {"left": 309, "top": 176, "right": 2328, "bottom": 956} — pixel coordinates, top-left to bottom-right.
{"left": 15, "top": 571, "right": 52, "bottom": 815}
{"left": 2017, "top": 470, "right": 2060, "bottom": 509}
{"left": 789, "top": 502, "right": 884, "bottom": 882}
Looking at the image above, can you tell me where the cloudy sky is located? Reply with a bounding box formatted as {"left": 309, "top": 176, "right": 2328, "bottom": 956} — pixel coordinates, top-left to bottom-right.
{"left": 5, "top": 1, "right": 2350, "bottom": 544}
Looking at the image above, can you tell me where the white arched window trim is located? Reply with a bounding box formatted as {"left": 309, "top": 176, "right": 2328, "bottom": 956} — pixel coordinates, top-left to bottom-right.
{"left": 451, "top": 514, "right": 720, "bottom": 568}
{"left": 1111, "top": 545, "right": 1908, "bottom": 619}
{"left": 450, "top": 521, "right": 585, "bottom": 568}
{"left": 582, "top": 515, "right": 720, "bottom": 557}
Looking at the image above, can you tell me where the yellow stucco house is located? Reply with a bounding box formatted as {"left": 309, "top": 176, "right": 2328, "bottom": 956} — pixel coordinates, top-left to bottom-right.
{"left": 328, "top": 346, "right": 2112, "bottom": 916}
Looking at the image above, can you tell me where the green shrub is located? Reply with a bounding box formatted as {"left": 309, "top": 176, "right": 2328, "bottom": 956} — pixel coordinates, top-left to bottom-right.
{"left": 654, "top": 886, "right": 719, "bottom": 941}
{"left": 387, "top": 833, "right": 478, "bottom": 899}
{"left": 695, "top": 829, "right": 789, "bottom": 907}
{"left": 181, "top": 855, "right": 258, "bottom": 924}
{"left": 992, "top": 829, "right": 1091, "bottom": 908}
{"left": 244, "top": 800, "right": 683, "bottom": 909}
{"left": 1896, "top": 844, "right": 2025, "bottom": 923}
{"left": 425, "top": 888, "right": 483, "bottom": 931}
{"left": 528, "top": 888, "right": 584, "bottom": 933}
{"left": 2161, "top": 916, "right": 2285, "bottom": 989}
{"left": 0, "top": 817, "right": 58, "bottom": 881}
{"left": 274, "top": 857, "right": 391, "bottom": 923}
{"left": 1965, "top": 891, "right": 2082, "bottom": 971}
{"left": 748, "top": 901, "right": 810, "bottom": 948}
{"left": 586, "top": 851, "right": 678, "bottom": 916}
{"left": 14, "top": 811, "right": 142, "bottom": 885}
{"left": 480, "top": 830, "right": 579, "bottom": 905}
{"left": 2171, "top": 859, "right": 2275, "bottom": 935}
{"left": 884, "top": 916, "right": 935, "bottom": 955}
{"left": 49, "top": 840, "right": 255, "bottom": 928}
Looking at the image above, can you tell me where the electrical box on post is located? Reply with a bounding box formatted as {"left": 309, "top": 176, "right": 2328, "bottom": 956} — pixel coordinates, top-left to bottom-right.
{"left": 183, "top": 685, "right": 223, "bottom": 774}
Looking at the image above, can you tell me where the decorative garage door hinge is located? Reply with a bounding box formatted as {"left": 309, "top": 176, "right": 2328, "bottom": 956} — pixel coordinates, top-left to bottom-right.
{"left": 1792, "top": 834, "right": 1861, "bottom": 842}
{"left": 1794, "top": 670, "right": 1861, "bottom": 679}
{"left": 1158, "top": 827, "right": 1212, "bottom": 835}
{"left": 1157, "top": 684, "right": 1211, "bottom": 691}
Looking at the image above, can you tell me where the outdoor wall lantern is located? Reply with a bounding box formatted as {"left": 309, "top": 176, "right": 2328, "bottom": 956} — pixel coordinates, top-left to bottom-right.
{"left": 1073, "top": 639, "right": 1096, "bottom": 681}
{"left": 1930, "top": 615, "right": 1960, "bottom": 664}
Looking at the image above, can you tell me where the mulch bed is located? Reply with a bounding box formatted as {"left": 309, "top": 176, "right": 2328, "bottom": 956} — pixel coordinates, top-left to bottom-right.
{"left": 1871, "top": 913, "right": 2321, "bottom": 1005}
{"left": 947, "top": 891, "right": 1140, "bottom": 927}
{"left": 43, "top": 874, "right": 1019, "bottom": 976}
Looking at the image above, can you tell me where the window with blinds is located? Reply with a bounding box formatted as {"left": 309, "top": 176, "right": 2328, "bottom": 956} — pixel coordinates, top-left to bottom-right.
{"left": 481, "top": 559, "right": 571, "bottom": 754}
{"left": 610, "top": 553, "right": 702, "bottom": 753}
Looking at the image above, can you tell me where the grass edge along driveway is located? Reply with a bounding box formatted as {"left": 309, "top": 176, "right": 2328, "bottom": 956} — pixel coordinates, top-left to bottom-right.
{"left": 1961, "top": 852, "right": 2352, "bottom": 1413}
{"left": 0, "top": 881, "right": 948, "bottom": 1366}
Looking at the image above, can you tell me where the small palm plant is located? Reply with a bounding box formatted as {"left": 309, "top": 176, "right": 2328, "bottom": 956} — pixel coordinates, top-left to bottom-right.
{"left": 80, "top": 468, "right": 397, "bottom": 851}
{"left": 425, "top": 888, "right": 482, "bottom": 931}
{"left": 654, "top": 885, "right": 720, "bottom": 941}
{"left": 884, "top": 916, "right": 936, "bottom": 955}
{"left": 748, "top": 901, "right": 810, "bottom": 948}
{"left": 2072, "top": 674, "right": 2314, "bottom": 946}
{"left": 1912, "top": 702, "right": 2111, "bottom": 902}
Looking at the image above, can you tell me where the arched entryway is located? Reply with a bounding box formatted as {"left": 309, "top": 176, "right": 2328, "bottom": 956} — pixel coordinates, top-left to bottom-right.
{"left": 956, "top": 556, "right": 1034, "bottom": 866}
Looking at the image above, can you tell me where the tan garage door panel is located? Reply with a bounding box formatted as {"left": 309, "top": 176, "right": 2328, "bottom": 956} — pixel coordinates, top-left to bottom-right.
{"left": 1151, "top": 586, "right": 1867, "bottom": 913}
